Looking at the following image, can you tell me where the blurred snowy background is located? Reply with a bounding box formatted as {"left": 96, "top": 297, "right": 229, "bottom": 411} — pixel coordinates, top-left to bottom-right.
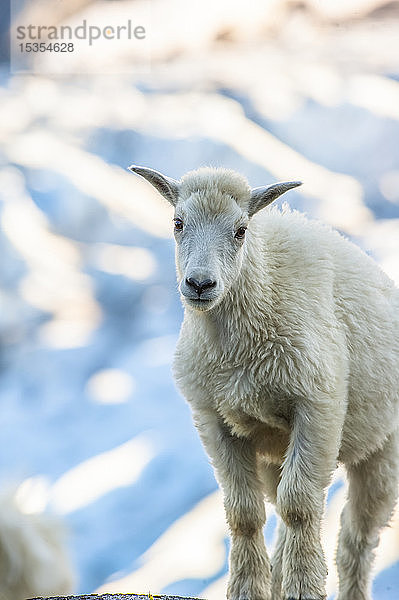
{"left": 1, "top": 0, "right": 399, "bottom": 598}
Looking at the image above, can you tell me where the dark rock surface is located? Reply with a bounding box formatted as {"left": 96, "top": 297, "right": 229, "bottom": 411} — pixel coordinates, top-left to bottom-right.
{"left": 29, "top": 595, "right": 202, "bottom": 600}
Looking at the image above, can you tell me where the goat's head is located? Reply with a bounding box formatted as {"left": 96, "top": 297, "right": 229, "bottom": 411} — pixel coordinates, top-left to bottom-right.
{"left": 129, "top": 166, "right": 301, "bottom": 312}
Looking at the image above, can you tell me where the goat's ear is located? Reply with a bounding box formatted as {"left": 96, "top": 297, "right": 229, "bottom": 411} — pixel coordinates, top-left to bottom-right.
{"left": 128, "top": 165, "right": 180, "bottom": 206}
{"left": 248, "top": 181, "right": 302, "bottom": 217}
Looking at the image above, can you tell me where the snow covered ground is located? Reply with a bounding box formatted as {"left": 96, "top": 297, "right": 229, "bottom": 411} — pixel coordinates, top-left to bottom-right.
{"left": 1, "top": 1, "right": 399, "bottom": 598}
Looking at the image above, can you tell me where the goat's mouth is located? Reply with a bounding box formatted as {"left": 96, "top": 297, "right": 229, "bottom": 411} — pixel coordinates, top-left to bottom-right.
{"left": 182, "top": 295, "right": 218, "bottom": 311}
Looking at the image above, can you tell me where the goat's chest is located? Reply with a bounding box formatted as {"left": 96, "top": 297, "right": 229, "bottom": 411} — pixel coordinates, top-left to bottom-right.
{"left": 173, "top": 332, "right": 295, "bottom": 439}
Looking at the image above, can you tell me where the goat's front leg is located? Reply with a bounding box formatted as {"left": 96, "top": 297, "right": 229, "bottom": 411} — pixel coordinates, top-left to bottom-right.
{"left": 193, "top": 409, "right": 271, "bottom": 600}
{"left": 277, "top": 395, "right": 345, "bottom": 600}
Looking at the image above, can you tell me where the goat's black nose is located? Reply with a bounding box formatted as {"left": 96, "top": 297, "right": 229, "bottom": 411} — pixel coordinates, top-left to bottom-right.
{"left": 186, "top": 277, "right": 216, "bottom": 295}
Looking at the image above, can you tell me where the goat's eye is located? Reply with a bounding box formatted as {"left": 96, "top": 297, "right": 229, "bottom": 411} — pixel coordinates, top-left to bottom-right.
{"left": 235, "top": 226, "right": 247, "bottom": 239}
{"left": 174, "top": 218, "right": 184, "bottom": 231}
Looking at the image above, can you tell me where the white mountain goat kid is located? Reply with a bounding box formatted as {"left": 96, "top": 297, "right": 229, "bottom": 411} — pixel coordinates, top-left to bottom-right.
{"left": 129, "top": 165, "right": 399, "bottom": 600}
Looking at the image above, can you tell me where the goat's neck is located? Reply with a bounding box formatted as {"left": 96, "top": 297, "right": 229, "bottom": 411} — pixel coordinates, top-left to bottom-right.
{"left": 187, "top": 251, "right": 275, "bottom": 359}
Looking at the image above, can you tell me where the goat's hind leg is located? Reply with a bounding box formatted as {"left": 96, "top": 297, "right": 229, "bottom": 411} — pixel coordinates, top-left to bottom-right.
{"left": 337, "top": 428, "right": 399, "bottom": 600}
{"left": 258, "top": 461, "right": 285, "bottom": 600}
{"left": 270, "top": 519, "right": 287, "bottom": 600}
